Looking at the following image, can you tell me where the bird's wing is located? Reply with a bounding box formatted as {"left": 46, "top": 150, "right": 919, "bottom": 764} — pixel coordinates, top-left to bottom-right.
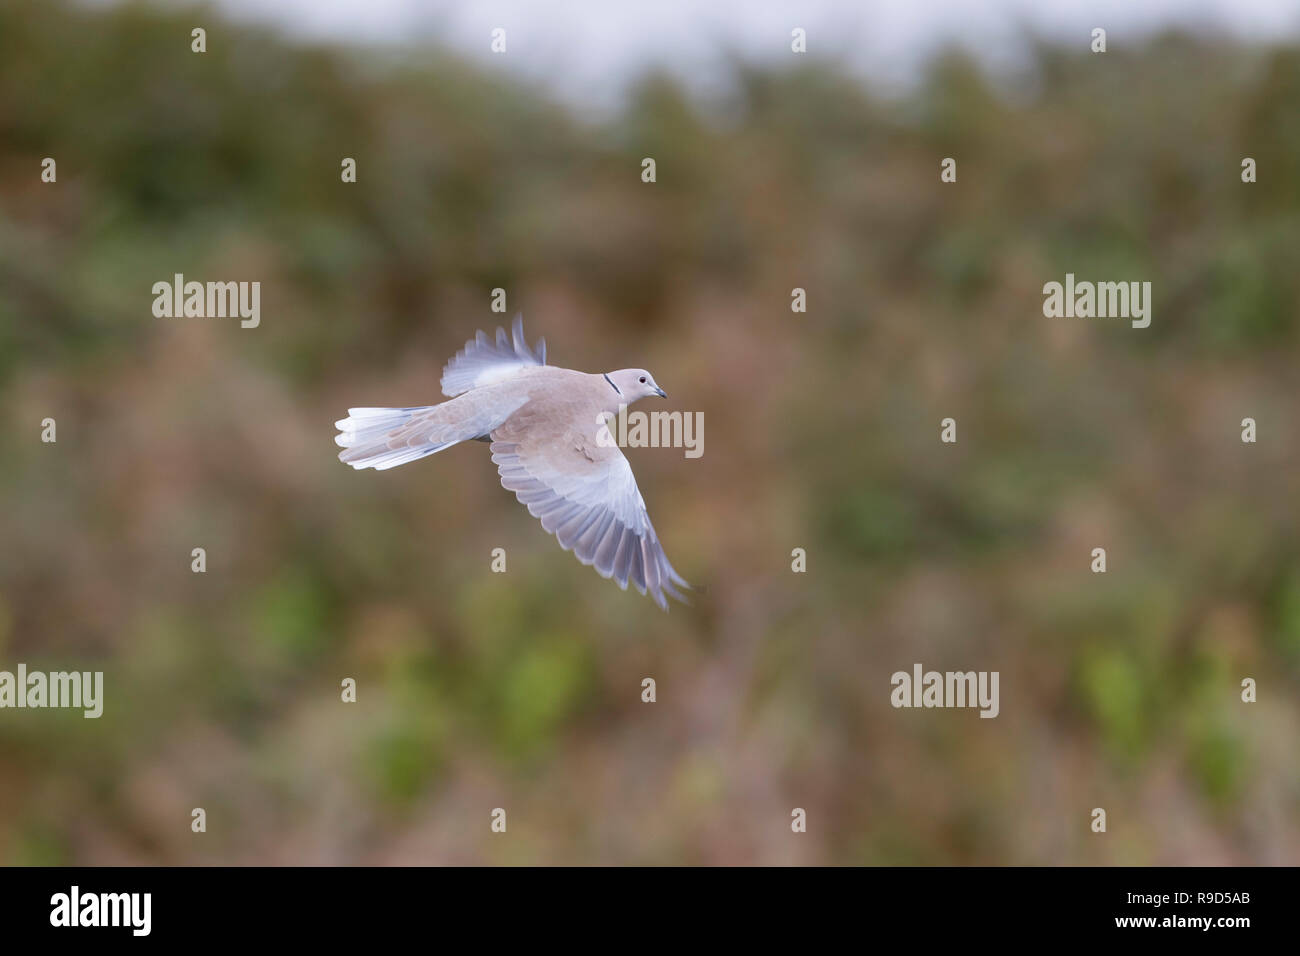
{"left": 490, "top": 397, "right": 688, "bottom": 610}
{"left": 441, "top": 314, "right": 547, "bottom": 397}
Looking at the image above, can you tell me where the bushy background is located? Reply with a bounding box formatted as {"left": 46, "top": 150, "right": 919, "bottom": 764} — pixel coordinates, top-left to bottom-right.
{"left": 1, "top": 0, "right": 1297, "bottom": 864}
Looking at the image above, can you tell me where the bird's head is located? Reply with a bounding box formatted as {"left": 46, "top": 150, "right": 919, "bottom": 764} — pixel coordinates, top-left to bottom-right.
{"left": 605, "top": 368, "right": 667, "bottom": 404}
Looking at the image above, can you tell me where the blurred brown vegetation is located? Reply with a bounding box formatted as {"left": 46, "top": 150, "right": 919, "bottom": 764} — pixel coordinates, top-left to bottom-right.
{"left": 1, "top": 1, "right": 1298, "bottom": 864}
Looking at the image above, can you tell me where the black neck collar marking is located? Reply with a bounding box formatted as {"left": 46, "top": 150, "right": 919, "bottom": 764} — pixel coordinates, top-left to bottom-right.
{"left": 603, "top": 373, "right": 622, "bottom": 396}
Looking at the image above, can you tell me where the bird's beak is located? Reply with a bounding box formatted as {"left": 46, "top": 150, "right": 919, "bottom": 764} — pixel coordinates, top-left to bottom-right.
{"left": 654, "top": 386, "right": 667, "bottom": 398}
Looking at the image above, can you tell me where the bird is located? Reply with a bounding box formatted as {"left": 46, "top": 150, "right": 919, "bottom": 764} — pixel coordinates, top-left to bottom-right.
{"left": 335, "top": 316, "right": 690, "bottom": 609}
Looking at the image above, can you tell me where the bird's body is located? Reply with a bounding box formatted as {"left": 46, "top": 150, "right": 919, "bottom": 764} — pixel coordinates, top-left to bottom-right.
{"left": 335, "top": 317, "right": 689, "bottom": 609}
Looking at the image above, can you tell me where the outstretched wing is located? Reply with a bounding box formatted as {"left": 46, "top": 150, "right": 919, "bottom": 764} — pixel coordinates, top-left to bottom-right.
{"left": 490, "top": 411, "right": 689, "bottom": 610}
{"left": 441, "top": 314, "right": 547, "bottom": 397}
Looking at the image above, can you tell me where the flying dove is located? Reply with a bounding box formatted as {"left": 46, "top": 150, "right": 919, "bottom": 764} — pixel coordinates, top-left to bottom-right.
{"left": 335, "top": 316, "right": 690, "bottom": 609}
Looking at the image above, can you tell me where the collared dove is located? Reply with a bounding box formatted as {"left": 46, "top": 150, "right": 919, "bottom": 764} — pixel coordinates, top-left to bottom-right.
{"left": 335, "top": 316, "right": 690, "bottom": 609}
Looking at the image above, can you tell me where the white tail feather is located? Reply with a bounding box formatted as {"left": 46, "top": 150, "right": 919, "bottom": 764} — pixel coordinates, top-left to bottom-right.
{"left": 335, "top": 406, "right": 455, "bottom": 471}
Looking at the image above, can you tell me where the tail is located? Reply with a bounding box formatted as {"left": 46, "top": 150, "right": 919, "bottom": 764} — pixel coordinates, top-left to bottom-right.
{"left": 334, "top": 406, "right": 459, "bottom": 471}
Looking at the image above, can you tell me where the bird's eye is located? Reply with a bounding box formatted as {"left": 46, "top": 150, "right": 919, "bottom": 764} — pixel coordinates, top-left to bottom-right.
{"left": 639, "top": 376, "right": 646, "bottom": 383}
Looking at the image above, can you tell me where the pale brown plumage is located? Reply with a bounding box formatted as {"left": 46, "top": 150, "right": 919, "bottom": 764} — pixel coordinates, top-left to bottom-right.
{"left": 335, "top": 317, "right": 689, "bottom": 609}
